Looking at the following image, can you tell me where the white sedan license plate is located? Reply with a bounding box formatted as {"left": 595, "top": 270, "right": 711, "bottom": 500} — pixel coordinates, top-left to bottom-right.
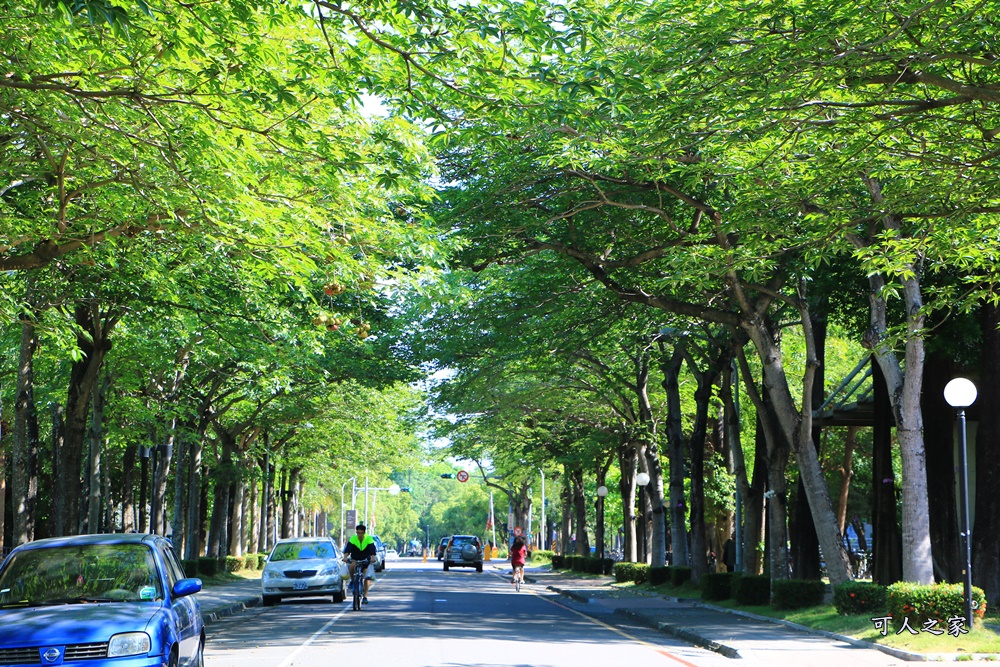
{"left": 293, "top": 581, "right": 307, "bottom": 590}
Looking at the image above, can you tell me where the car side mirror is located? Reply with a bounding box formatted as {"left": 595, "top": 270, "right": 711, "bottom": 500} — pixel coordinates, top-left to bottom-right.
{"left": 173, "top": 577, "right": 203, "bottom": 598}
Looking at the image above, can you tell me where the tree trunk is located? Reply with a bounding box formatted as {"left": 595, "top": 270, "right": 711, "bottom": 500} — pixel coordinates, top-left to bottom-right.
{"left": 792, "top": 318, "right": 825, "bottom": 580}
{"left": 186, "top": 431, "right": 203, "bottom": 559}
{"left": 835, "top": 427, "right": 858, "bottom": 535}
{"left": 120, "top": 445, "right": 136, "bottom": 533}
{"left": 922, "top": 350, "right": 961, "bottom": 582}
{"left": 860, "top": 176, "right": 933, "bottom": 584}
{"left": 972, "top": 302, "right": 1000, "bottom": 604}
{"left": 660, "top": 343, "right": 689, "bottom": 568}
{"left": 738, "top": 299, "right": 852, "bottom": 585}
{"left": 618, "top": 441, "right": 637, "bottom": 561}
{"left": 172, "top": 432, "right": 187, "bottom": 555}
{"left": 54, "top": 303, "right": 117, "bottom": 536}
{"left": 13, "top": 317, "right": 40, "bottom": 544}
{"left": 87, "top": 375, "right": 109, "bottom": 533}
{"left": 571, "top": 466, "right": 589, "bottom": 555}
{"left": 631, "top": 347, "right": 667, "bottom": 567}
{"left": 871, "top": 358, "right": 903, "bottom": 585}
{"left": 560, "top": 474, "right": 572, "bottom": 555}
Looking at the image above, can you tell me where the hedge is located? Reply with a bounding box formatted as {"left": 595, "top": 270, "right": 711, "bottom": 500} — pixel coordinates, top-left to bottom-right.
{"left": 833, "top": 580, "right": 887, "bottom": 615}
{"left": 887, "top": 582, "right": 987, "bottom": 630}
{"left": 181, "top": 559, "right": 199, "bottom": 577}
{"left": 225, "top": 556, "right": 244, "bottom": 573}
{"left": 197, "top": 557, "right": 219, "bottom": 576}
{"left": 701, "top": 572, "right": 737, "bottom": 601}
{"left": 670, "top": 566, "right": 692, "bottom": 587}
{"left": 771, "top": 579, "right": 826, "bottom": 610}
{"left": 613, "top": 562, "right": 650, "bottom": 584}
{"left": 732, "top": 574, "right": 771, "bottom": 606}
{"left": 242, "top": 554, "right": 258, "bottom": 571}
{"left": 649, "top": 566, "right": 670, "bottom": 586}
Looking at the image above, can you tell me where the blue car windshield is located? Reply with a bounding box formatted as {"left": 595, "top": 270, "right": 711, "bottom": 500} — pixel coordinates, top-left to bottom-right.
{"left": 269, "top": 541, "right": 336, "bottom": 561}
{"left": 0, "top": 544, "right": 163, "bottom": 607}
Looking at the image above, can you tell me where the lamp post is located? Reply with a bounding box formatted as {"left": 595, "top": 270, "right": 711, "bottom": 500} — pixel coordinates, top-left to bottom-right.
{"left": 636, "top": 472, "right": 650, "bottom": 564}
{"left": 597, "top": 485, "right": 609, "bottom": 563}
{"left": 944, "top": 377, "right": 977, "bottom": 631}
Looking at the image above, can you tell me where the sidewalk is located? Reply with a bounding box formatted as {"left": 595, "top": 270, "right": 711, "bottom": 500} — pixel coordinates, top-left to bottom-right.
{"left": 528, "top": 568, "right": 994, "bottom": 665}
{"left": 194, "top": 578, "right": 262, "bottom": 624}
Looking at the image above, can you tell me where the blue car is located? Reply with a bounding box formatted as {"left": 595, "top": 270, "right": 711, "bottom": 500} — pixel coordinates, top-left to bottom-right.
{"left": 0, "top": 533, "right": 204, "bottom": 667}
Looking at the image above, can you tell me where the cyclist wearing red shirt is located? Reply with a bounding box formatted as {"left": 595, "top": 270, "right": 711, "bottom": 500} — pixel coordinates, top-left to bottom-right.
{"left": 510, "top": 536, "right": 528, "bottom": 585}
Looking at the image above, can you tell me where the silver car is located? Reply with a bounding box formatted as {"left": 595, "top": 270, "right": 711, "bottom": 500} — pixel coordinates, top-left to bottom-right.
{"left": 262, "top": 537, "right": 345, "bottom": 605}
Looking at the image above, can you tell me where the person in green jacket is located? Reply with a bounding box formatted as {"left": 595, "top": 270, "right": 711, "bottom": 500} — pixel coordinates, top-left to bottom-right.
{"left": 343, "top": 524, "right": 377, "bottom": 603}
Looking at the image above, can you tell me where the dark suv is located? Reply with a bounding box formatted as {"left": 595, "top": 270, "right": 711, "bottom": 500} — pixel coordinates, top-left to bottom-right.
{"left": 443, "top": 535, "right": 483, "bottom": 572}
{"left": 436, "top": 537, "right": 449, "bottom": 560}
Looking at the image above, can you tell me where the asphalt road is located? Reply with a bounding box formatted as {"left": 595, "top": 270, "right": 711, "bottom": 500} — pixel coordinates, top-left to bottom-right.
{"left": 204, "top": 558, "right": 733, "bottom": 667}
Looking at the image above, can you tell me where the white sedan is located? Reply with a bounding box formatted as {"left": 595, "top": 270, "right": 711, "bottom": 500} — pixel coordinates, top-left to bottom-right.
{"left": 262, "top": 536, "right": 346, "bottom": 605}
{"left": 385, "top": 548, "right": 400, "bottom": 560}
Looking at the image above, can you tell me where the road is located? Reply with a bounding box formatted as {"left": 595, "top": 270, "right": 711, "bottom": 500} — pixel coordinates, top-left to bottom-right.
{"left": 205, "top": 558, "right": 733, "bottom": 667}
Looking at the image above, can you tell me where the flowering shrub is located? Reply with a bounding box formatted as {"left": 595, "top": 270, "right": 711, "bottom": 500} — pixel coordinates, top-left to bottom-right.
{"left": 833, "top": 580, "right": 887, "bottom": 614}
{"left": 887, "top": 582, "right": 987, "bottom": 629}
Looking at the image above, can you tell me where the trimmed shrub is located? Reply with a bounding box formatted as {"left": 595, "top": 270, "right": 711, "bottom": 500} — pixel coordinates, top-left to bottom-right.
{"left": 181, "top": 559, "right": 199, "bottom": 577}
{"left": 833, "top": 580, "right": 888, "bottom": 615}
{"left": 649, "top": 566, "right": 670, "bottom": 586}
{"left": 771, "top": 579, "right": 826, "bottom": 610}
{"left": 242, "top": 554, "right": 257, "bottom": 571}
{"left": 197, "top": 557, "right": 219, "bottom": 576}
{"left": 701, "top": 572, "right": 737, "bottom": 601}
{"left": 733, "top": 575, "right": 771, "bottom": 606}
{"left": 256, "top": 553, "right": 267, "bottom": 570}
{"left": 613, "top": 562, "right": 650, "bottom": 584}
{"left": 225, "top": 556, "right": 244, "bottom": 573}
{"left": 887, "top": 582, "right": 987, "bottom": 630}
{"left": 551, "top": 554, "right": 565, "bottom": 569}
{"left": 670, "top": 566, "right": 692, "bottom": 587}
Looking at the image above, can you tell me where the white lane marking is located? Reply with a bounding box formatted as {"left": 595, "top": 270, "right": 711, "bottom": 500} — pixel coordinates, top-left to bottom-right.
{"left": 275, "top": 606, "right": 349, "bottom": 667}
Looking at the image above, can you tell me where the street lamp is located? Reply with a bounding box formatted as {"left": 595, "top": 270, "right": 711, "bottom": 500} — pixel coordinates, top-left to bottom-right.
{"left": 636, "top": 472, "right": 650, "bottom": 564}
{"left": 597, "top": 485, "right": 609, "bottom": 564}
{"left": 944, "top": 377, "right": 977, "bottom": 631}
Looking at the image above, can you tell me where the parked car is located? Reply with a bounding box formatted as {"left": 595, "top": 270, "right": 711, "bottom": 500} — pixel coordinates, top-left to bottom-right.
{"left": 0, "top": 533, "right": 204, "bottom": 667}
{"left": 370, "top": 535, "right": 386, "bottom": 572}
{"left": 436, "top": 537, "right": 449, "bottom": 560}
{"left": 262, "top": 537, "right": 345, "bottom": 606}
{"left": 443, "top": 535, "right": 484, "bottom": 572}
{"left": 385, "top": 548, "right": 399, "bottom": 561}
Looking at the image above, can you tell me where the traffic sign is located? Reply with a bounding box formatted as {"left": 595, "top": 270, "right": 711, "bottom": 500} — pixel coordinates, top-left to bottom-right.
{"left": 513, "top": 526, "right": 523, "bottom": 537}
{"left": 456, "top": 470, "right": 470, "bottom": 483}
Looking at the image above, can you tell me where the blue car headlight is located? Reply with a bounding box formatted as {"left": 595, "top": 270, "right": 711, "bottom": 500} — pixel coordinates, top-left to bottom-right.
{"left": 319, "top": 567, "right": 339, "bottom": 577}
{"left": 108, "top": 632, "right": 152, "bottom": 657}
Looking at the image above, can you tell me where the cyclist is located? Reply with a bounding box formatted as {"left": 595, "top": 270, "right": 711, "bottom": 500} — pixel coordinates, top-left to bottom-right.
{"left": 343, "top": 524, "right": 377, "bottom": 604}
{"left": 510, "top": 535, "right": 528, "bottom": 585}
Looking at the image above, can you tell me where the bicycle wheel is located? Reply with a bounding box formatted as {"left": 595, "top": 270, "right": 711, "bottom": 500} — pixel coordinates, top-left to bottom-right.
{"left": 352, "top": 573, "right": 362, "bottom": 611}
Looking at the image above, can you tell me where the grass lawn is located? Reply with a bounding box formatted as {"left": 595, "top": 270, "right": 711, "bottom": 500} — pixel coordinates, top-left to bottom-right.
{"left": 612, "top": 577, "right": 1000, "bottom": 656}
{"left": 708, "top": 598, "right": 1000, "bottom": 655}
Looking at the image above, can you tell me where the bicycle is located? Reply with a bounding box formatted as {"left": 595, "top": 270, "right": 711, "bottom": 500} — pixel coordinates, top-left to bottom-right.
{"left": 348, "top": 558, "right": 372, "bottom": 611}
{"left": 512, "top": 566, "right": 523, "bottom": 592}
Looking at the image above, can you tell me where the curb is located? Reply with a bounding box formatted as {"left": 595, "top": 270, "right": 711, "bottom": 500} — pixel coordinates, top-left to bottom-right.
{"left": 200, "top": 595, "right": 262, "bottom": 625}
{"left": 616, "top": 607, "right": 743, "bottom": 659}
{"left": 547, "top": 585, "right": 926, "bottom": 663}
{"left": 687, "top": 600, "right": 926, "bottom": 663}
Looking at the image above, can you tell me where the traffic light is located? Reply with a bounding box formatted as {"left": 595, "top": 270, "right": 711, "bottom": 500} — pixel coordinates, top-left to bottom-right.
{"left": 440, "top": 473, "right": 455, "bottom": 479}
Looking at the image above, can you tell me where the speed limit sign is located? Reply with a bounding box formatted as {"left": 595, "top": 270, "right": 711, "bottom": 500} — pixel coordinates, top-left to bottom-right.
{"left": 456, "top": 470, "right": 470, "bottom": 483}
